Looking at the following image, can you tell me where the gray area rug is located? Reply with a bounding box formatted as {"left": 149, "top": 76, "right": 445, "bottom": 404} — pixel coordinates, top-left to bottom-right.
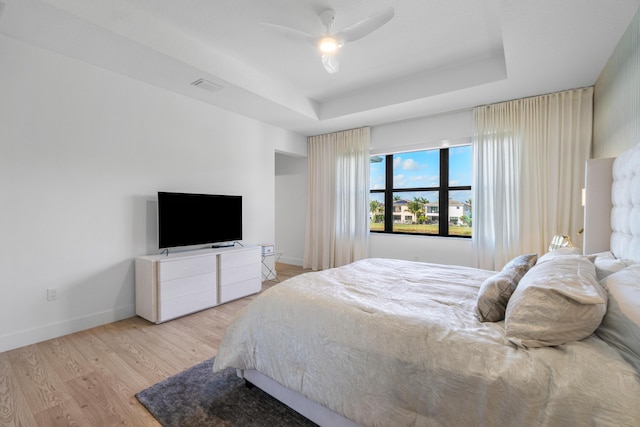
{"left": 136, "top": 357, "right": 317, "bottom": 426}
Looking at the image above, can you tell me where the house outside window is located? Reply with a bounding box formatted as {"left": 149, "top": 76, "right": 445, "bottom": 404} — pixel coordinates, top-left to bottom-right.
{"left": 370, "top": 145, "right": 472, "bottom": 237}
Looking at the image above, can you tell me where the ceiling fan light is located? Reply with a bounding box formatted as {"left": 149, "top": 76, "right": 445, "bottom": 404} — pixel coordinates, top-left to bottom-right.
{"left": 319, "top": 37, "right": 338, "bottom": 53}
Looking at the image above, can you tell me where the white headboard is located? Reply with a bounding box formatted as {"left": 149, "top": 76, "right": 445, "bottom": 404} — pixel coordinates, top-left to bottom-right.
{"left": 610, "top": 144, "right": 640, "bottom": 262}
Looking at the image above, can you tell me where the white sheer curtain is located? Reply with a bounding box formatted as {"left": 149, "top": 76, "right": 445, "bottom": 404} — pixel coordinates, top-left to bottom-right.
{"left": 472, "top": 87, "right": 593, "bottom": 270}
{"left": 303, "top": 127, "right": 370, "bottom": 270}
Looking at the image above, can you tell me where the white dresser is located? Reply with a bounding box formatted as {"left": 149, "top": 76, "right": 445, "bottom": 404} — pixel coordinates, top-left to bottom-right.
{"left": 135, "top": 245, "right": 261, "bottom": 323}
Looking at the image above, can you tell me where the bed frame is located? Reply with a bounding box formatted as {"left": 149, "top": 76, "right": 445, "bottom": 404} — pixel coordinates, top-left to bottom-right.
{"left": 239, "top": 369, "right": 359, "bottom": 427}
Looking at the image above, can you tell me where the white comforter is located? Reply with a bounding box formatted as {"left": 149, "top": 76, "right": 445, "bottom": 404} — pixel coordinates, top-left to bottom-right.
{"left": 213, "top": 258, "right": 640, "bottom": 426}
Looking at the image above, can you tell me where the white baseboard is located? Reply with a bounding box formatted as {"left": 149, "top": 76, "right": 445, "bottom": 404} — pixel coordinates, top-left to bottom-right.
{"left": 278, "top": 256, "right": 303, "bottom": 266}
{"left": 0, "top": 304, "right": 135, "bottom": 353}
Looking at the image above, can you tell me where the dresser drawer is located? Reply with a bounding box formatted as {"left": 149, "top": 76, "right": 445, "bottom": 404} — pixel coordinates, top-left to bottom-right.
{"left": 159, "top": 289, "right": 217, "bottom": 321}
{"left": 219, "top": 263, "right": 261, "bottom": 287}
{"left": 159, "top": 272, "right": 217, "bottom": 301}
{"left": 220, "top": 278, "right": 261, "bottom": 303}
{"left": 158, "top": 254, "right": 216, "bottom": 282}
{"left": 219, "top": 248, "right": 260, "bottom": 269}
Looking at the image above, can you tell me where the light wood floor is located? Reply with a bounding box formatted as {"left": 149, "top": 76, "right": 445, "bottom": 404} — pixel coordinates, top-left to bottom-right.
{"left": 0, "top": 263, "right": 310, "bottom": 426}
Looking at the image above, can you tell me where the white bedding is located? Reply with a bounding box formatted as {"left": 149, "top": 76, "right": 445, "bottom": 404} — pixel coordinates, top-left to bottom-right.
{"left": 213, "top": 258, "right": 640, "bottom": 426}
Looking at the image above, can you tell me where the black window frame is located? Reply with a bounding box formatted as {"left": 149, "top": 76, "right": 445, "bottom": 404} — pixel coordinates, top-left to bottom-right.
{"left": 370, "top": 147, "right": 472, "bottom": 238}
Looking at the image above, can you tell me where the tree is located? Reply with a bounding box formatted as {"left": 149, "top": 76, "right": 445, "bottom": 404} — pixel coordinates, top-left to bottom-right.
{"left": 370, "top": 200, "right": 383, "bottom": 223}
{"left": 407, "top": 199, "right": 424, "bottom": 223}
{"left": 415, "top": 196, "right": 429, "bottom": 204}
{"left": 413, "top": 197, "right": 428, "bottom": 223}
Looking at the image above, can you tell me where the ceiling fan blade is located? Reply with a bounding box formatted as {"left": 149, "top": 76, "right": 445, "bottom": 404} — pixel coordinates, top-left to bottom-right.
{"left": 336, "top": 7, "right": 394, "bottom": 44}
{"left": 321, "top": 53, "right": 339, "bottom": 74}
{"left": 261, "top": 22, "right": 314, "bottom": 45}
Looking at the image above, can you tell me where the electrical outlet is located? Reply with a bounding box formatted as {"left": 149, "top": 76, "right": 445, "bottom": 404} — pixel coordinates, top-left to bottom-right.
{"left": 47, "top": 288, "right": 57, "bottom": 301}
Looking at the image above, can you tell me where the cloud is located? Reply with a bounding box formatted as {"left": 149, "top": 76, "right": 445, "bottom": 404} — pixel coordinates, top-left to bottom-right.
{"left": 393, "top": 156, "right": 423, "bottom": 171}
{"left": 412, "top": 175, "right": 439, "bottom": 186}
{"left": 402, "top": 158, "right": 421, "bottom": 171}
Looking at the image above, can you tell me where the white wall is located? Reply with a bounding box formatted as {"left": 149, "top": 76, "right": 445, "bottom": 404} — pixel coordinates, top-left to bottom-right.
{"left": 593, "top": 5, "right": 640, "bottom": 158}
{"left": 0, "top": 34, "right": 305, "bottom": 352}
{"left": 275, "top": 153, "right": 307, "bottom": 266}
{"left": 369, "top": 111, "right": 474, "bottom": 266}
{"left": 371, "top": 110, "right": 473, "bottom": 154}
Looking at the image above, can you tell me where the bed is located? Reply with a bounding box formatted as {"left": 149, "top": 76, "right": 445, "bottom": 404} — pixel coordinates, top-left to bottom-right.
{"left": 213, "top": 144, "right": 640, "bottom": 427}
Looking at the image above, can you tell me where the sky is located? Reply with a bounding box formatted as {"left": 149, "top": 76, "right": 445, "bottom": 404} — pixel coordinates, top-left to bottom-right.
{"left": 370, "top": 145, "right": 472, "bottom": 205}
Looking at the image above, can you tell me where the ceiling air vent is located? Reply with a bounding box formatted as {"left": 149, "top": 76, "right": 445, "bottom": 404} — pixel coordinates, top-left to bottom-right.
{"left": 191, "top": 78, "right": 223, "bottom": 93}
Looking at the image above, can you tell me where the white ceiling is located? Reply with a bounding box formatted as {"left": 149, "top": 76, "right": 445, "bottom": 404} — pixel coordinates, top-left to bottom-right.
{"left": 1, "top": 0, "right": 638, "bottom": 136}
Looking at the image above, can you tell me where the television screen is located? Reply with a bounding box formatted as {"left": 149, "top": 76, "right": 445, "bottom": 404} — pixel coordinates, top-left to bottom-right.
{"left": 157, "top": 192, "right": 242, "bottom": 249}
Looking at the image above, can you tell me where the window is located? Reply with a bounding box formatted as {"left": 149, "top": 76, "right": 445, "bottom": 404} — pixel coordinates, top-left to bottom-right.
{"left": 370, "top": 145, "right": 472, "bottom": 237}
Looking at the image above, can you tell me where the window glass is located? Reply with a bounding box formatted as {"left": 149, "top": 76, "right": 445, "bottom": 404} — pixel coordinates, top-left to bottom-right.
{"left": 391, "top": 191, "right": 438, "bottom": 234}
{"left": 448, "top": 191, "right": 472, "bottom": 237}
{"left": 370, "top": 155, "right": 386, "bottom": 190}
{"left": 449, "top": 145, "right": 472, "bottom": 186}
{"left": 393, "top": 150, "right": 439, "bottom": 189}
{"left": 369, "top": 192, "right": 385, "bottom": 231}
{"left": 370, "top": 144, "right": 471, "bottom": 238}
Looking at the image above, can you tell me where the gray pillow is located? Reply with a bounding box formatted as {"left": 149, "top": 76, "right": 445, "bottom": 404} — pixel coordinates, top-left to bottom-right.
{"left": 505, "top": 256, "right": 607, "bottom": 348}
{"left": 475, "top": 254, "right": 538, "bottom": 322}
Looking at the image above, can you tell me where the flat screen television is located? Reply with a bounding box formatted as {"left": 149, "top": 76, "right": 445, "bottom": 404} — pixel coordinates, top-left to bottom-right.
{"left": 157, "top": 191, "right": 242, "bottom": 249}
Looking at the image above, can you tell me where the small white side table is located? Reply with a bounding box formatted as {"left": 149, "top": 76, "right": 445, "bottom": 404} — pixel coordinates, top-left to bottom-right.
{"left": 261, "top": 251, "right": 282, "bottom": 282}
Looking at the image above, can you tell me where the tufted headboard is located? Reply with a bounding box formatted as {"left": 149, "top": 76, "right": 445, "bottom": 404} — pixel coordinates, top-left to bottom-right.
{"left": 610, "top": 144, "right": 640, "bottom": 263}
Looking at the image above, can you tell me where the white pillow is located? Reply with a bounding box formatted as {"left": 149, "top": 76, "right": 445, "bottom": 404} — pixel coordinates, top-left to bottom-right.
{"left": 596, "top": 264, "right": 640, "bottom": 373}
{"left": 505, "top": 256, "right": 607, "bottom": 348}
{"left": 592, "top": 251, "right": 635, "bottom": 282}
{"left": 475, "top": 254, "right": 538, "bottom": 322}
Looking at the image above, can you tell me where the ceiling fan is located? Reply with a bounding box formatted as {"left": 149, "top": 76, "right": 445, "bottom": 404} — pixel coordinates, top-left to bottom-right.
{"left": 264, "top": 7, "right": 395, "bottom": 74}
